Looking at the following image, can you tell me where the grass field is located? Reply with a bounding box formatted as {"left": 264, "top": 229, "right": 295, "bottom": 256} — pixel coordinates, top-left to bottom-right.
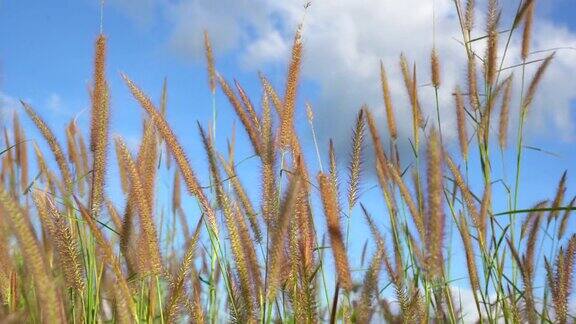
{"left": 0, "top": 0, "right": 575, "bottom": 323}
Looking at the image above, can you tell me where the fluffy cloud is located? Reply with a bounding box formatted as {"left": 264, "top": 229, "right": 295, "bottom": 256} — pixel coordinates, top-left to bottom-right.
{"left": 0, "top": 91, "right": 20, "bottom": 125}
{"left": 107, "top": 0, "right": 158, "bottom": 27}
{"left": 45, "top": 93, "right": 63, "bottom": 114}
{"left": 0, "top": 91, "right": 18, "bottom": 112}
{"left": 114, "top": 0, "right": 576, "bottom": 151}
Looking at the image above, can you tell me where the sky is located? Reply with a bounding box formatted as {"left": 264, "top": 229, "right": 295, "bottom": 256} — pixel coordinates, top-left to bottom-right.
{"left": 1, "top": 0, "right": 576, "bottom": 319}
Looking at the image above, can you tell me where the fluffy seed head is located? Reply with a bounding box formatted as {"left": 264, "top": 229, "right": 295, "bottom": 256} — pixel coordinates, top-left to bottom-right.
{"left": 498, "top": 75, "right": 513, "bottom": 149}
{"left": 521, "top": 1, "right": 535, "bottom": 61}
{"left": 454, "top": 86, "right": 469, "bottom": 159}
{"left": 89, "top": 34, "right": 111, "bottom": 216}
{"left": 279, "top": 25, "right": 303, "bottom": 150}
{"left": 318, "top": 173, "right": 352, "bottom": 291}
{"left": 204, "top": 30, "right": 216, "bottom": 94}
{"left": 431, "top": 48, "right": 441, "bottom": 88}
{"left": 425, "top": 128, "right": 444, "bottom": 276}
{"left": 379, "top": 61, "right": 398, "bottom": 140}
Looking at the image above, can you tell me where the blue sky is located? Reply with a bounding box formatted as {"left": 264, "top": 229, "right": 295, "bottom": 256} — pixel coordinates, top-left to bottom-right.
{"left": 1, "top": 0, "right": 576, "bottom": 318}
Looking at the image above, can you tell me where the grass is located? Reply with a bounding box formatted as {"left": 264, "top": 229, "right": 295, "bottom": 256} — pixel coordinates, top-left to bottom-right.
{"left": 0, "top": 0, "right": 575, "bottom": 323}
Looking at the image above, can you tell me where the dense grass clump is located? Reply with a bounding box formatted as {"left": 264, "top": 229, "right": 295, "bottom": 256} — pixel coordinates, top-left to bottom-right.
{"left": 1, "top": 0, "right": 575, "bottom": 323}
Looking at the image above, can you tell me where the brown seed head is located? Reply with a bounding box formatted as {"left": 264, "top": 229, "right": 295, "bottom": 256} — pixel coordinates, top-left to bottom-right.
{"left": 379, "top": 61, "right": 398, "bottom": 140}
{"left": 431, "top": 47, "right": 441, "bottom": 88}
{"left": 204, "top": 30, "right": 216, "bottom": 94}
{"left": 318, "top": 173, "right": 352, "bottom": 291}
{"left": 279, "top": 25, "right": 303, "bottom": 150}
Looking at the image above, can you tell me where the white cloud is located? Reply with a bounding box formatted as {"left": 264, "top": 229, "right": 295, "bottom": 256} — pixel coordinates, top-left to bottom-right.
{"left": 45, "top": 93, "right": 63, "bottom": 114}
{"left": 114, "top": 0, "right": 576, "bottom": 151}
{"left": 164, "top": 0, "right": 277, "bottom": 60}
{"left": 0, "top": 91, "right": 19, "bottom": 124}
{"left": 241, "top": 30, "right": 289, "bottom": 68}
{"left": 0, "top": 91, "right": 18, "bottom": 112}
{"left": 107, "top": 0, "right": 158, "bottom": 27}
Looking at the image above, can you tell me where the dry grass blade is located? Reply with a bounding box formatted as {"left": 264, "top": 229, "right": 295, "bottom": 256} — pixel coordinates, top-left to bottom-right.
{"left": 548, "top": 171, "right": 567, "bottom": 223}
{"left": 364, "top": 108, "right": 398, "bottom": 217}
{"left": 522, "top": 53, "right": 554, "bottom": 115}
{"left": 218, "top": 75, "right": 263, "bottom": 155}
{"left": 115, "top": 140, "right": 130, "bottom": 195}
{"left": 259, "top": 72, "right": 283, "bottom": 115}
{"left": 267, "top": 169, "right": 301, "bottom": 301}
{"left": 106, "top": 200, "right": 123, "bottom": 232}
{"left": 328, "top": 139, "right": 339, "bottom": 195}
{"left": 318, "top": 172, "right": 352, "bottom": 291}
{"left": 13, "top": 113, "right": 28, "bottom": 192}
{"left": 172, "top": 168, "right": 181, "bottom": 215}
{"left": 558, "top": 196, "right": 576, "bottom": 239}
{"left": 32, "top": 192, "right": 85, "bottom": 292}
{"left": 478, "top": 181, "right": 491, "bottom": 242}
{"left": 445, "top": 153, "right": 482, "bottom": 239}
{"left": 136, "top": 120, "right": 159, "bottom": 214}
{"left": 115, "top": 137, "right": 162, "bottom": 274}
{"left": 218, "top": 154, "right": 262, "bottom": 243}
{"left": 456, "top": 214, "right": 480, "bottom": 293}
{"left": 121, "top": 73, "right": 219, "bottom": 237}
{"left": 33, "top": 142, "right": 55, "bottom": 193}
{"left": 66, "top": 121, "right": 85, "bottom": 195}
{"left": 235, "top": 79, "right": 261, "bottom": 133}
{"left": 357, "top": 249, "right": 383, "bottom": 323}
{"left": 198, "top": 124, "right": 256, "bottom": 316}
{"left": 383, "top": 154, "right": 425, "bottom": 241}
{"left": 20, "top": 101, "right": 73, "bottom": 192}
{"left": 399, "top": 54, "right": 424, "bottom": 128}
{"left": 165, "top": 220, "right": 202, "bottom": 322}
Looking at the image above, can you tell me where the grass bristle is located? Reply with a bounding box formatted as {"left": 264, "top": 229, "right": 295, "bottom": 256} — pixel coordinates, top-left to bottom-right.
{"left": 204, "top": 30, "right": 216, "bottom": 94}
{"left": 89, "top": 34, "right": 111, "bottom": 216}
{"left": 454, "top": 86, "right": 469, "bottom": 159}
{"left": 380, "top": 61, "right": 398, "bottom": 140}
{"left": 347, "top": 108, "right": 365, "bottom": 211}
{"left": 521, "top": 0, "right": 535, "bottom": 61}
{"left": 425, "top": 128, "right": 444, "bottom": 276}
{"left": 279, "top": 24, "right": 303, "bottom": 150}
{"left": 318, "top": 173, "right": 352, "bottom": 291}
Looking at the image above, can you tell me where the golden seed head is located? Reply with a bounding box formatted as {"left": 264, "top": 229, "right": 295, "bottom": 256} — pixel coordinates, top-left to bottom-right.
{"left": 454, "top": 86, "right": 469, "bottom": 159}
{"left": 430, "top": 48, "right": 441, "bottom": 88}
{"left": 279, "top": 25, "right": 303, "bottom": 150}
{"left": 204, "top": 30, "right": 216, "bottom": 94}
{"left": 379, "top": 61, "right": 398, "bottom": 140}
{"left": 521, "top": 1, "right": 535, "bottom": 61}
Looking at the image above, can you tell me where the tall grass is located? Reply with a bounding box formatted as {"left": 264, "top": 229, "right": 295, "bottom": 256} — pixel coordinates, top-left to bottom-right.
{"left": 0, "top": 1, "right": 575, "bottom": 323}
